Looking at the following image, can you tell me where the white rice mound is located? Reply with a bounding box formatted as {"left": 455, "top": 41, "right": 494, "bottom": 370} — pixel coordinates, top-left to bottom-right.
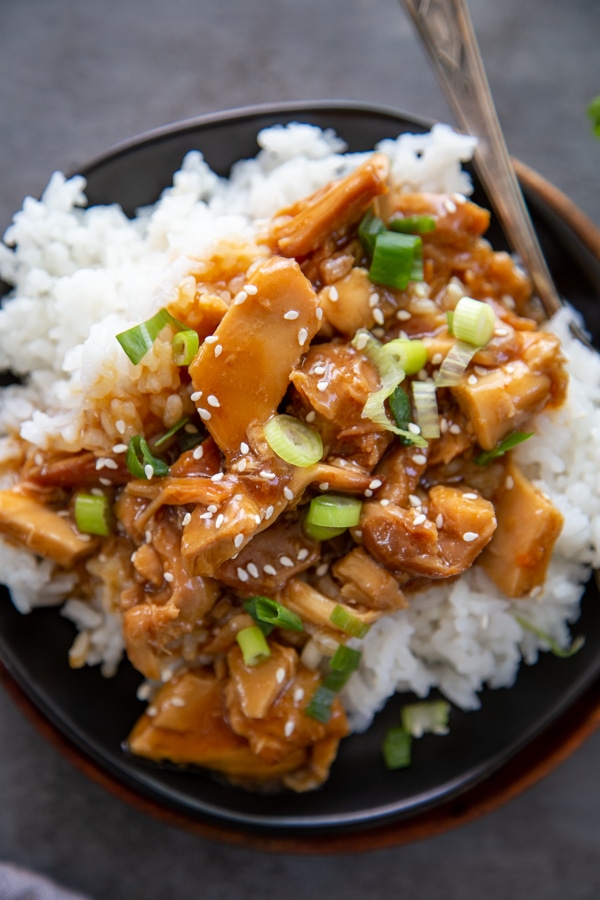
{"left": 0, "top": 122, "right": 597, "bottom": 717}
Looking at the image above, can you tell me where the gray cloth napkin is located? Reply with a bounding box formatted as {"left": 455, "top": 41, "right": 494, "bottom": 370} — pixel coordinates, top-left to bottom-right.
{"left": 0, "top": 864, "right": 89, "bottom": 900}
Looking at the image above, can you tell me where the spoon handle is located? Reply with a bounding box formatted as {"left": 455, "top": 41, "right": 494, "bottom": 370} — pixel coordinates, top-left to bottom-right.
{"left": 400, "top": 0, "right": 562, "bottom": 318}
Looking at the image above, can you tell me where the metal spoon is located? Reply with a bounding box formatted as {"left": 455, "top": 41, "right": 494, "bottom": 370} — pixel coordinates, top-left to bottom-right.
{"left": 399, "top": 0, "right": 563, "bottom": 321}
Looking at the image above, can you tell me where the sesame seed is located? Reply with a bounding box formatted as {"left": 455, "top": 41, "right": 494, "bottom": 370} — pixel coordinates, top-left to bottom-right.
{"left": 298, "top": 327, "right": 309, "bottom": 346}
{"left": 495, "top": 327, "right": 509, "bottom": 337}
{"left": 237, "top": 458, "right": 247, "bottom": 472}
{"left": 396, "top": 309, "right": 412, "bottom": 321}
{"left": 313, "top": 365, "right": 326, "bottom": 375}
{"left": 284, "top": 486, "right": 294, "bottom": 500}
{"left": 467, "top": 374, "right": 478, "bottom": 385}
{"left": 205, "top": 335, "right": 218, "bottom": 344}
{"left": 505, "top": 476, "right": 514, "bottom": 490}
{"left": 240, "top": 441, "right": 249, "bottom": 454}
{"left": 444, "top": 198, "right": 457, "bottom": 214}
{"left": 207, "top": 394, "right": 220, "bottom": 408}
{"left": 284, "top": 309, "right": 300, "bottom": 320}
{"left": 305, "top": 411, "right": 316, "bottom": 423}
{"left": 317, "top": 380, "right": 329, "bottom": 392}
{"left": 170, "top": 696, "right": 186, "bottom": 708}
{"left": 319, "top": 482, "right": 329, "bottom": 491}
{"left": 275, "top": 667, "right": 286, "bottom": 684}
{"left": 279, "top": 556, "right": 294, "bottom": 567}
{"left": 234, "top": 533, "right": 245, "bottom": 549}
{"left": 192, "top": 445, "right": 204, "bottom": 460}
{"left": 505, "top": 364, "right": 515, "bottom": 374}
{"left": 405, "top": 467, "right": 417, "bottom": 477}
{"left": 316, "top": 307, "right": 323, "bottom": 320}
{"left": 145, "top": 530, "right": 152, "bottom": 543}
{"left": 247, "top": 563, "right": 260, "bottom": 579}
{"left": 408, "top": 422, "right": 421, "bottom": 434}
{"left": 211, "top": 472, "right": 224, "bottom": 482}
{"left": 214, "top": 344, "right": 223, "bottom": 357}
{"left": 436, "top": 513, "right": 444, "bottom": 529}
{"left": 364, "top": 489, "right": 373, "bottom": 498}
{"left": 112, "top": 443, "right": 128, "bottom": 454}
{"left": 440, "top": 418, "right": 448, "bottom": 434}
{"left": 316, "top": 563, "right": 329, "bottom": 577}
{"left": 144, "top": 464, "right": 154, "bottom": 479}
{"left": 370, "top": 292, "right": 380, "bottom": 306}
{"left": 199, "top": 512, "right": 213, "bottom": 520}
{"left": 463, "top": 492, "right": 478, "bottom": 500}
{"left": 254, "top": 514, "right": 261, "bottom": 524}
{"left": 236, "top": 567, "right": 249, "bottom": 583}
{"left": 474, "top": 366, "right": 488, "bottom": 376}
{"left": 146, "top": 706, "right": 158, "bottom": 717}
{"left": 182, "top": 513, "right": 192, "bottom": 527}
{"left": 432, "top": 352, "right": 443, "bottom": 366}
{"left": 413, "top": 454, "right": 427, "bottom": 466}
{"left": 116, "top": 419, "right": 126, "bottom": 435}
{"left": 99, "top": 477, "right": 111, "bottom": 487}
{"left": 234, "top": 290, "right": 248, "bottom": 305}
{"left": 294, "top": 687, "right": 305, "bottom": 703}
{"left": 449, "top": 423, "right": 461, "bottom": 435}
{"left": 265, "top": 505, "right": 274, "bottom": 520}
{"left": 329, "top": 286, "right": 339, "bottom": 302}
{"left": 409, "top": 494, "right": 422, "bottom": 507}
{"left": 355, "top": 332, "right": 368, "bottom": 350}
{"left": 297, "top": 548, "right": 309, "bottom": 561}
{"left": 263, "top": 564, "right": 277, "bottom": 576}
{"left": 284, "top": 720, "right": 295, "bottom": 737}
{"left": 373, "top": 307, "right": 385, "bottom": 326}
{"left": 198, "top": 408, "right": 212, "bottom": 421}
{"left": 191, "top": 390, "right": 203, "bottom": 402}
{"left": 244, "top": 283, "right": 258, "bottom": 295}
{"left": 215, "top": 513, "right": 224, "bottom": 529}
{"left": 259, "top": 470, "right": 276, "bottom": 480}
{"left": 463, "top": 532, "right": 479, "bottom": 542}
{"left": 208, "top": 505, "right": 218, "bottom": 513}
{"left": 164, "top": 572, "right": 174, "bottom": 583}
{"left": 380, "top": 498, "right": 390, "bottom": 507}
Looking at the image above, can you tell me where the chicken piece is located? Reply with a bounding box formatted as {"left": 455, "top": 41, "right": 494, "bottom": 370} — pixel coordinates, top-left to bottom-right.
{"left": 280, "top": 577, "right": 381, "bottom": 633}
{"left": 375, "top": 442, "right": 428, "bottom": 507}
{"left": 127, "top": 669, "right": 306, "bottom": 783}
{"left": 360, "top": 485, "right": 497, "bottom": 579}
{"left": 227, "top": 642, "right": 298, "bottom": 719}
{"left": 270, "top": 153, "right": 389, "bottom": 258}
{"left": 216, "top": 515, "right": 320, "bottom": 595}
{"left": 188, "top": 256, "right": 320, "bottom": 460}
{"left": 0, "top": 488, "right": 96, "bottom": 567}
{"left": 451, "top": 330, "right": 568, "bottom": 450}
{"left": 289, "top": 341, "right": 393, "bottom": 468}
{"left": 225, "top": 650, "right": 349, "bottom": 769}
{"left": 332, "top": 546, "right": 407, "bottom": 611}
{"left": 319, "top": 267, "right": 376, "bottom": 337}
{"left": 479, "top": 460, "right": 563, "bottom": 597}
{"left": 27, "top": 450, "right": 129, "bottom": 489}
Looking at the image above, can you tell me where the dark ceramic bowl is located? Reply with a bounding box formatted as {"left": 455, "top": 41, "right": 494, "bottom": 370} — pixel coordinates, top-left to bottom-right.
{"left": 1, "top": 101, "right": 600, "bottom": 850}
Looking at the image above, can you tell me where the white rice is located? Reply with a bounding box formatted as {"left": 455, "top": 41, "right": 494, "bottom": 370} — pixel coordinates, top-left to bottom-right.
{"left": 0, "top": 122, "right": 597, "bottom": 723}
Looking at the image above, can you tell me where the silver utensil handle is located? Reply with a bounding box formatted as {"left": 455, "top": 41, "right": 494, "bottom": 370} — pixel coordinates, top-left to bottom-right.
{"left": 400, "top": 0, "right": 562, "bottom": 318}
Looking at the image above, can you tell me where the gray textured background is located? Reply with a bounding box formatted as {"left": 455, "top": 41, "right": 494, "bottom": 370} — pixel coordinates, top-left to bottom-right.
{"left": 1, "top": 1, "right": 600, "bottom": 898}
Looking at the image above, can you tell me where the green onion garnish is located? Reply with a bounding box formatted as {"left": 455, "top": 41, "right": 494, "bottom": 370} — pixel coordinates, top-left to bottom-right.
{"left": 474, "top": 431, "right": 534, "bottom": 466}
{"left": 412, "top": 380, "right": 440, "bottom": 440}
{"left": 330, "top": 643, "right": 362, "bottom": 674}
{"left": 434, "top": 340, "right": 478, "bottom": 387}
{"left": 305, "top": 683, "right": 338, "bottom": 724}
{"left": 303, "top": 520, "right": 348, "bottom": 542}
{"left": 243, "top": 596, "right": 304, "bottom": 635}
{"left": 358, "top": 209, "right": 386, "bottom": 257}
{"left": 264, "top": 414, "right": 323, "bottom": 467}
{"left": 74, "top": 492, "right": 112, "bottom": 536}
{"left": 515, "top": 616, "right": 585, "bottom": 658}
{"left": 236, "top": 625, "right": 271, "bottom": 666}
{"left": 389, "top": 214, "right": 436, "bottom": 234}
{"left": 306, "top": 494, "right": 362, "bottom": 530}
{"left": 172, "top": 329, "right": 199, "bottom": 366}
{"left": 126, "top": 435, "right": 169, "bottom": 480}
{"left": 446, "top": 310, "right": 454, "bottom": 334}
{"left": 382, "top": 338, "right": 428, "bottom": 375}
{"left": 368, "top": 232, "right": 423, "bottom": 291}
{"left": 400, "top": 700, "right": 451, "bottom": 738}
{"left": 452, "top": 296, "right": 496, "bottom": 347}
{"left": 329, "top": 604, "right": 370, "bottom": 639}
{"left": 153, "top": 416, "right": 190, "bottom": 449}
{"left": 382, "top": 726, "right": 412, "bottom": 770}
{"left": 588, "top": 95, "right": 600, "bottom": 139}
{"left": 388, "top": 384, "right": 412, "bottom": 435}
{"left": 116, "top": 308, "right": 188, "bottom": 365}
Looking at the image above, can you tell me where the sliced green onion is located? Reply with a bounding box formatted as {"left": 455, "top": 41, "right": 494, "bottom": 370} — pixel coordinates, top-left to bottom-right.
{"left": 330, "top": 643, "right": 362, "bottom": 674}
{"left": 515, "top": 616, "right": 585, "bottom": 658}
{"left": 74, "top": 492, "right": 112, "bottom": 536}
{"left": 408, "top": 239, "right": 424, "bottom": 283}
{"left": 358, "top": 209, "right": 386, "bottom": 257}
{"left": 305, "top": 683, "right": 338, "bottom": 724}
{"left": 236, "top": 625, "right": 271, "bottom": 666}
{"left": 153, "top": 416, "right": 190, "bottom": 449}
{"left": 172, "top": 329, "right": 199, "bottom": 366}
{"left": 412, "top": 380, "right": 440, "bottom": 440}
{"left": 116, "top": 308, "right": 187, "bottom": 365}
{"left": 329, "top": 604, "right": 371, "bottom": 639}
{"left": 400, "top": 700, "right": 451, "bottom": 738}
{"left": 243, "top": 596, "right": 304, "bottom": 635}
{"left": 446, "top": 310, "right": 454, "bottom": 335}
{"left": 303, "top": 520, "right": 348, "bottom": 542}
{"left": 588, "top": 95, "right": 600, "bottom": 138}
{"left": 306, "top": 494, "right": 362, "bottom": 529}
{"left": 368, "top": 232, "right": 423, "bottom": 291}
{"left": 452, "top": 296, "right": 496, "bottom": 347}
{"left": 388, "top": 385, "right": 411, "bottom": 434}
{"left": 382, "top": 338, "right": 428, "bottom": 375}
{"left": 434, "top": 340, "right": 478, "bottom": 388}
{"left": 126, "top": 435, "right": 169, "bottom": 480}
{"left": 264, "top": 414, "right": 323, "bottom": 467}
{"left": 474, "top": 431, "right": 534, "bottom": 466}
{"left": 382, "top": 726, "right": 412, "bottom": 770}
{"left": 389, "top": 214, "right": 436, "bottom": 234}
{"left": 352, "top": 329, "right": 426, "bottom": 446}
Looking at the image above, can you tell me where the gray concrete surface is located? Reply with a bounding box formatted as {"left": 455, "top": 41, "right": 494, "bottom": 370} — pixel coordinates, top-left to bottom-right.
{"left": 1, "top": 0, "right": 600, "bottom": 897}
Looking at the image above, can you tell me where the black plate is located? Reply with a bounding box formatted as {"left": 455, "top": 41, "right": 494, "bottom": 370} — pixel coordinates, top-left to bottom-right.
{"left": 1, "top": 101, "right": 600, "bottom": 836}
